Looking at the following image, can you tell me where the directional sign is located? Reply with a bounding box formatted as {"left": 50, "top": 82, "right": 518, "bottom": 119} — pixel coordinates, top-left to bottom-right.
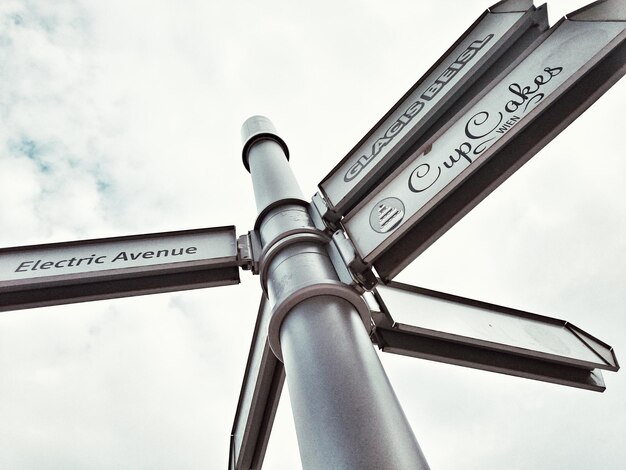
{"left": 343, "top": 4, "right": 626, "bottom": 281}
{"left": 317, "top": 0, "right": 548, "bottom": 221}
{"left": 369, "top": 281, "right": 619, "bottom": 392}
{"left": 0, "top": 226, "right": 240, "bottom": 311}
{"left": 230, "top": 296, "right": 285, "bottom": 470}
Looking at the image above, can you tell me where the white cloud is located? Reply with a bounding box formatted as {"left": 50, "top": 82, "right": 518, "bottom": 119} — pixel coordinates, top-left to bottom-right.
{"left": 0, "top": 0, "right": 624, "bottom": 468}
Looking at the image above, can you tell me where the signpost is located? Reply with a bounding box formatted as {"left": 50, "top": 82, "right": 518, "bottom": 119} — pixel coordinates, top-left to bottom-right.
{"left": 368, "top": 282, "right": 619, "bottom": 392}
{"left": 0, "top": 226, "right": 240, "bottom": 311}
{"left": 341, "top": 6, "right": 626, "bottom": 281}
{"left": 318, "top": 0, "right": 549, "bottom": 221}
{"left": 1, "top": 0, "right": 624, "bottom": 469}
{"left": 238, "top": 116, "right": 430, "bottom": 470}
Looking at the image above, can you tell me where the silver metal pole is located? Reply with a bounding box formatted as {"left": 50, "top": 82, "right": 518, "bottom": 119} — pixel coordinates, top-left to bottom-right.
{"left": 241, "top": 116, "right": 430, "bottom": 469}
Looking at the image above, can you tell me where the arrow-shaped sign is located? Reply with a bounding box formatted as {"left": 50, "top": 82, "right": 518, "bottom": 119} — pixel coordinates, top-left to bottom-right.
{"left": 369, "top": 281, "right": 619, "bottom": 392}
{"left": 342, "top": 2, "right": 626, "bottom": 281}
{"left": 317, "top": 0, "right": 548, "bottom": 221}
{"left": 0, "top": 226, "right": 240, "bottom": 311}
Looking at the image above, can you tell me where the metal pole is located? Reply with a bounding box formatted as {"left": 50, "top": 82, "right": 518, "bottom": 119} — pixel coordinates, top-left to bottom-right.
{"left": 241, "top": 116, "right": 430, "bottom": 469}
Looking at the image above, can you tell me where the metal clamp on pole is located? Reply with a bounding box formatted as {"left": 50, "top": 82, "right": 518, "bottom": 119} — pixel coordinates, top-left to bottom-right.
{"left": 267, "top": 279, "right": 371, "bottom": 362}
{"left": 308, "top": 193, "right": 378, "bottom": 291}
{"left": 309, "top": 192, "right": 338, "bottom": 234}
{"left": 236, "top": 230, "right": 263, "bottom": 274}
{"left": 253, "top": 220, "right": 372, "bottom": 360}
{"left": 256, "top": 226, "right": 372, "bottom": 360}
{"left": 258, "top": 228, "right": 331, "bottom": 295}
{"left": 327, "top": 230, "right": 377, "bottom": 292}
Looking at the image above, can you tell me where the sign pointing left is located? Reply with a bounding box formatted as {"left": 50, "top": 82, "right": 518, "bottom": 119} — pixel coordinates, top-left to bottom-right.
{"left": 0, "top": 226, "right": 240, "bottom": 311}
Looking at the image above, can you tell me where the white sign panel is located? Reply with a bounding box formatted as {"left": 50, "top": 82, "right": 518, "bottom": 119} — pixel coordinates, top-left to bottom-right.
{"left": 0, "top": 227, "right": 236, "bottom": 284}
{"left": 371, "top": 282, "right": 619, "bottom": 391}
{"left": 318, "top": 0, "right": 544, "bottom": 218}
{"left": 343, "top": 18, "right": 626, "bottom": 266}
{"left": 377, "top": 284, "right": 614, "bottom": 367}
{"left": 0, "top": 226, "right": 240, "bottom": 311}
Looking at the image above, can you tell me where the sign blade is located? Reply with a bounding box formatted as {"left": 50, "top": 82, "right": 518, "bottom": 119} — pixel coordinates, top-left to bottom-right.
{"left": 318, "top": 0, "right": 548, "bottom": 221}
{"left": 371, "top": 281, "right": 619, "bottom": 392}
{"left": 342, "top": 6, "right": 626, "bottom": 281}
{"left": 230, "top": 296, "right": 285, "bottom": 470}
{"left": 0, "top": 226, "right": 240, "bottom": 311}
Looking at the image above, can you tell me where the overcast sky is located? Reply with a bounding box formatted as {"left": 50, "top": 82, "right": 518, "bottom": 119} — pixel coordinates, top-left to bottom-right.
{"left": 0, "top": 0, "right": 624, "bottom": 469}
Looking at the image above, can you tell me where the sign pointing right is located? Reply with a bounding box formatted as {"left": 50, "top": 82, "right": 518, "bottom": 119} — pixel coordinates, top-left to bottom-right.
{"left": 369, "top": 281, "right": 619, "bottom": 392}
{"left": 342, "top": 0, "right": 626, "bottom": 282}
{"left": 317, "top": 0, "right": 548, "bottom": 221}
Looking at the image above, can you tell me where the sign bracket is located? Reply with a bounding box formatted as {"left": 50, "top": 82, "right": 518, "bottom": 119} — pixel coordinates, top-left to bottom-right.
{"left": 237, "top": 231, "right": 262, "bottom": 274}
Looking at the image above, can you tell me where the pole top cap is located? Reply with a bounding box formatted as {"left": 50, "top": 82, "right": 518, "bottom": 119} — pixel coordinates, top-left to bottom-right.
{"left": 241, "top": 115, "right": 290, "bottom": 172}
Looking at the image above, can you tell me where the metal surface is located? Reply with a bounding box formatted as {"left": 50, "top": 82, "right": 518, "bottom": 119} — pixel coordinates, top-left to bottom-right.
{"left": 280, "top": 296, "right": 430, "bottom": 469}
{"left": 326, "top": 230, "right": 376, "bottom": 291}
{"left": 230, "top": 296, "right": 285, "bottom": 470}
{"left": 258, "top": 229, "right": 331, "bottom": 296}
{"left": 0, "top": 226, "right": 240, "bottom": 312}
{"left": 242, "top": 116, "right": 429, "bottom": 469}
{"left": 372, "top": 281, "right": 619, "bottom": 392}
{"left": 342, "top": 7, "right": 626, "bottom": 281}
{"left": 236, "top": 231, "right": 262, "bottom": 274}
{"left": 242, "top": 116, "right": 307, "bottom": 225}
{"left": 318, "top": 0, "right": 548, "bottom": 220}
